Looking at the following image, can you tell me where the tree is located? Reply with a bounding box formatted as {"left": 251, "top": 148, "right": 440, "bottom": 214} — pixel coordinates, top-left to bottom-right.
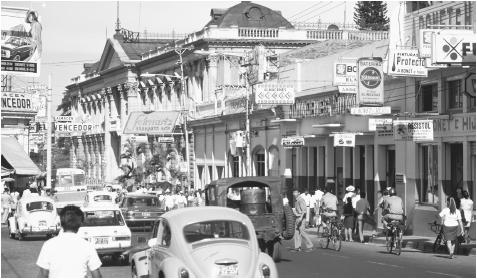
{"left": 353, "top": 1, "right": 389, "bottom": 31}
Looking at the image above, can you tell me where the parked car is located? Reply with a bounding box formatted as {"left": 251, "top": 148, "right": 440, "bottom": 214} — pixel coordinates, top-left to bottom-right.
{"left": 204, "top": 177, "right": 295, "bottom": 262}
{"left": 53, "top": 190, "right": 88, "bottom": 213}
{"left": 8, "top": 195, "right": 60, "bottom": 240}
{"left": 84, "top": 191, "right": 116, "bottom": 207}
{"left": 130, "top": 207, "right": 278, "bottom": 278}
{"left": 119, "top": 193, "right": 164, "bottom": 232}
{"left": 78, "top": 203, "right": 131, "bottom": 263}
{"left": 1, "top": 36, "right": 34, "bottom": 61}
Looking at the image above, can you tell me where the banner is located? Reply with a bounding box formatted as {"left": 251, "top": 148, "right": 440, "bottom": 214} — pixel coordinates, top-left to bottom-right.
{"left": 350, "top": 106, "right": 391, "bottom": 116}
{"left": 255, "top": 83, "right": 295, "bottom": 105}
{"left": 123, "top": 111, "right": 180, "bottom": 135}
{"left": 387, "top": 48, "right": 428, "bottom": 77}
{"left": 1, "top": 7, "right": 42, "bottom": 76}
{"left": 281, "top": 136, "right": 304, "bottom": 148}
{"left": 333, "top": 133, "right": 355, "bottom": 147}
{"left": 1, "top": 92, "right": 35, "bottom": 112}
{"left": 432, "top": 30, "right": 476, "bottom": 64}
{"left": 394, "top": 120, "right": 433, "bottom": 142}
{"left": 357, "top": 58, "right": 384, "bottom": 105}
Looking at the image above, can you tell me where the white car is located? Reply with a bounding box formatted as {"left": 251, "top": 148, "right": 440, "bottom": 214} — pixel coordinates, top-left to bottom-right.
{"left": 130, "top": 207, "right": 278, "bottom": 278}
{"left": 78, "top": 203, "right": 132, "bottom": 262}
{"left": 8, "top": 196, "right": 60, "bottom": 240}
{"left": 84, "top": 191, "right": 116, "bottom": 207}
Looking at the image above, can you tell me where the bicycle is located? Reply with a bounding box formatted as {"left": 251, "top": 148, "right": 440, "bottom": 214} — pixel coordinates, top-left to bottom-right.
{"left": 430, "top": 220, "right": 463, "bottom": 254}
{"left": 385, "top": 220, "right": 403, "bottom": 255}
{"left": 319, "top": 216, "right": 343, "bottom": 251}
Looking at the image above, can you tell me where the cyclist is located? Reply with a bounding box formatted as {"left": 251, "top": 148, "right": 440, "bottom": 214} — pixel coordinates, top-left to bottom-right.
{"left": 382, "top": 188, "right": 405, "bottom": 236}
{"left": 320, "top": 185, "right": 338, "bottom": 236}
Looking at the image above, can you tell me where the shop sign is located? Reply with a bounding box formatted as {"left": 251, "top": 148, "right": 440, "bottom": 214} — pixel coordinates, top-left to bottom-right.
{"left": 419, "top": 29, "right": 434, "bottom": 58}
{"left": 34, "top": 116, "right": 47, "bottom": 122}
{"left": 333, "top": 59, "right": 357, "bottom": 86}
{"left": 1, "top": 92, "right": 35, "bottom": 112}
{"left": 394, "top": 120, "right": 433, "bottom": 142}
{"left": 54, "top": 122, "right": 100, "bottom": 133}
{"left": 129, "top": 135, "right": 148, "bottom": 143}
{"left": 433, "top": 114, "right": 475, "bottom": 138}
{"left": 338, "top": 86, "right": 357, "bottom": 94}
{"left": 123, "top": 111, "right": 180, "bottom": 135}
{"left": 387, "top": 48, "right": 428, "bottom": 77}
{"left": 255, "top": 83, "right": 295, "bottom": 105}
{"left": 351, "top": 106, "right": 391, "bottom": 116}
{"left": 464, "top": 73, "right": 475, "bottom": 98}
{"left": 281, "top": 136, "right": 304, "bottom": 148}
{"left": 357, "top": 58, "right": 384, "bottom": 105}
{"left": 333, "top": 133, "right": 355, "bottom": 147}
{"left": 55, "top": 116, "right": 73, "bottom": 122}
{"left": 432, "top": 30, "right": 476, "bottom": 64}
{"left": 369, "top": 118, "right": 393, "bottom": 131}
{"left": 157, "top": 136, "right": 174, "bottom": 143}
{"left": 1, "top": 7, "right": 41, "bottom": 76}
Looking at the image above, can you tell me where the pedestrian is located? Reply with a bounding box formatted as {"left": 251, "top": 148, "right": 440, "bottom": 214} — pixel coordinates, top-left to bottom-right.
{"left": 282, "top": 192, "right": 289, "bottom": 207}
{"left": 342, "top": 197, "right": 354, "bottom": 242}
{"left": 438, "top": 197, "right": 464, "bottom": 259}
{"left": 343, "top": 185, "right": 356, "bottom": 203}
{"left": 164, "top": 189, "right": 174, "bottom": 211}
{"left": 309, "top": 191, "right": 317, "bottom": 227}
{"left": 187, "top": 191, "right": 195, "bottom": 207}
{"left": 176, "top": 191, "right": 187, "bottom": 208}
{"left": 36, "top": 205, "right": 102, "bottom": 277}
{"left": 313, "top": 187, "right": 324, "bottom": 231}
{"left": 291, "top": 189, "right": 313, "bottom": 252}
{"left": 304, "top": 190, "right": 312, "bottom": 228}
{"left": 460, "top": 191, "right": 473, "bottom": 244}
{"left": 2, "top": 188, "right": 13, "bottom": 224}
{"left": 22, "top": 184, "right": 32, "bottom": 199}
{"left": 355, "top": 191, "right": 371, "bottom": 243}
{"left": 199, "top": 189, "right": 206, "bottom": 207}
{"left": 351, "top": 187, "right": 360, "bottom": 236}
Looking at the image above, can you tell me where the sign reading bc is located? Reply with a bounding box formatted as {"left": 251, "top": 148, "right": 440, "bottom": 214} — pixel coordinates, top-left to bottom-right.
{"left": 360, "top": 67, "right": 381, "bottom": 89}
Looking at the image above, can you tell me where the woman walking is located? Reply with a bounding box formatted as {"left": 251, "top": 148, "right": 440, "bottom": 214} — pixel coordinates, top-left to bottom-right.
{"left": 439, "top": 197, "right": 465, "bottom": 259}
{"left": 342, "top": 197, "right": 354, "bottom": 242}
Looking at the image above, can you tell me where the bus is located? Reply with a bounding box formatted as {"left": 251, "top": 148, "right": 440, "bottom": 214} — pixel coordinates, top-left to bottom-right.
{"left": 54, "top": 168, "right": 87, "bottom": 192}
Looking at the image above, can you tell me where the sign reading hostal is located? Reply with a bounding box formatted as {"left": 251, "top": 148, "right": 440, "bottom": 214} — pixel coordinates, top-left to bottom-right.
{"left": 333, "top": 133, "right": 355, "bottom": 147}
{"left": 432, "top": 30, "right": 476, "bottom": 64}
{"left": 388, "top": 48, "right": 428, "bottom": 77}
{"left": 123, "top": 111, "right": 180, "bottom": 135}
{"left": 1, "top": 92, "right": 34, "bottom": 112}
{"left": 255, "top": 83, "right": 295, "bottom": 105}
{"left": 394, "top": 120, "right": 433, "bottom": 142}
{"left": 357, "top": 58, "right": 384, "bottom": 105}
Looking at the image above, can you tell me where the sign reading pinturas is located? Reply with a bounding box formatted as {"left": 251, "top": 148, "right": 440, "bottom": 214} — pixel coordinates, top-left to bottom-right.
{"left": 357, "top": 57, "right": 384, "bottom": 105}
{"left": 281, "top": 136, "right": 304, "bottom": 148}
{"left": 394, "top": 120, "right": 433, "bottom": 142}
{"left": 333, "top": 133, "right": 355, "bottom": 147}
{"left": 388, "top": 48, "right": 428, "bottom": 77}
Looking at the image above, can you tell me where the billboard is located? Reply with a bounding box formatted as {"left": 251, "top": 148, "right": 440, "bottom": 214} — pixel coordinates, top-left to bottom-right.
{"left": 357, "top": 58, "right": 384, "bottom": 105}
{"left": 1, "top": 92, "right": 35, "bottom": 112}
{"left": 432, "top": 30, "right": 476, "bottom": 65}
{"left": 394, "top": 120, "right": 433, "bottom": 142}
{"left": 387, "top": 48, "right": 428, "bottom": 77}
{"left": 333, "top": 59, "right": 358, "bottom": 86}
{"left": 255, "top": 83, "right": 295, "bottom": 105}
{"left": 123, "top": 111, "right": 180, "bottom": 135}
{"left": 1, "top": 7, "right": 42, "bottom": 76}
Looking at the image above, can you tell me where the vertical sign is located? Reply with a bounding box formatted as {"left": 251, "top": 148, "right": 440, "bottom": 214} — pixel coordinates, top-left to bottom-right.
{"left": 1, "top": 7, "right": 42, "bottom": 76}
{"left": 357, "top": 57, "right": 384, "bottom": 105}
{"left": 333, "top": 59, "right": 357, "bottom": 94}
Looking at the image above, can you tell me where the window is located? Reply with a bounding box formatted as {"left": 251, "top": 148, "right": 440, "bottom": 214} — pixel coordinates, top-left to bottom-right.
{"left": 418, "top": 83, "right": 438, "bottom": 112}
{"left": 232, "top": 156, "right": 240, "bottom": 177}
{"left": 26, "top": 201, "right": 53, "bottom": 212}
{"left": 127, "top": 197, "right": 159, "bottom": 207}
{"left": 255, "top": 153, "right": 265, "bottom": 176}
{"left": 217, "top": 166, "right": 224, "bottom": 179}
{"left": 183, "top": 220, "right": 250, "bottom": 243}
{"left": 448, "top": 79, "right": 463, "bottom": 109}
{"left": 83, "top": 210, "right": 125, "bottom": 227}
{"left": 420, "top": 145, "right": 438, "bottom": 205}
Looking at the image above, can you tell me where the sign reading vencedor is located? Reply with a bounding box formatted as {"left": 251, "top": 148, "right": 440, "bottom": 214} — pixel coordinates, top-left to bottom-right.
{"left": 357, "top": 57, "right": 384, "bottom": 105}
{"left": 394, "top": 120, "right": 433, "bottom": 142}
{"left": 388, "top": 48, "right": 428, "bottom": 77}
{"left": 1, "top": 92, "right": 34, "bottom": 112}
{"left": 281, "top": 136, "right": 304, "bottom": 148}
{"left": 432, "top": 30, "right": 476, "bottom": 65}
{"left": 333, "top": 133, "right": 355, "bottom": 147}
{"left": 123, "top": 111, "right": 180, "bottom": 135}
{"left": 255, "top": 83, "right": 295, "bottom": 105}
{"left": 54, "top": 122, "right": 100, "bottom": 133}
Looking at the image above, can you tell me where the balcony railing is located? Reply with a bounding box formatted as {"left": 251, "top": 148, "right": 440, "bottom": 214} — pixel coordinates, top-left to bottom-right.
{"left": 238, "top": 28, "right": 279, "bottom": 38}
{"left": 306, "top": 30, "right": 388, "bottom": 40}
{"left": 292, "top": 21, "right": 360, "bottom": 30}
{"left": 289, "top": 93, "right": 358, "bottom": 119}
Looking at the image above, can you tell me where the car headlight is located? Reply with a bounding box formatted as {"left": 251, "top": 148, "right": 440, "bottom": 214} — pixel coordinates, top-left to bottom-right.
{"left": 261, "top": 264, "right": 271, "bottom": 278}
{"left": 4, "top": 50, "right": 10, "bottom": 58}
{"left": 178, "top": 268, "right": 189, "bottom": 278}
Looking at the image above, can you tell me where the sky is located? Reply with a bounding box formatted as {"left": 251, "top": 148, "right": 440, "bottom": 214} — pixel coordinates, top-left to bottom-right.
{"left": 2, "top": 0, "right": 399, "bottom": 116}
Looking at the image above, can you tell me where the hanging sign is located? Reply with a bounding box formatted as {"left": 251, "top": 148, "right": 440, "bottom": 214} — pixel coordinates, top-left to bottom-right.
{"left": 255, "top": 83, "right": 295, "bottom": 105}
{"left": 281, "top": 136, "right": 304, "bottom": 148}
{"left": 333, "top": 133, "right": 355, "bottom": 147}
{"left": 357, "top": 57, "right": 384, "bottom": 105}
{"left": 388, "top": 48, "right": 428, "bottom": 77}
{"left": 351, "top": 106, "right": 391, "bottom": 116}
{"left": 464, "top": 73, "right": 476, "bottom": 98}
{"left": 369, "top": 118, "right": 393, "bottom": 132}
{"left": 338, "top": 86, "right": 357, "bottom": 94}
{"left": 333, "top": 59, "right": 358, "bottom": 86}
{"left": 157, "top": 136, "right": 174, "bottom": 143}
{"left": 394, "top": 120, "right": 433, "bottom": 142}
{"left": 432, "top": 30, "right": 476, "bottom": 65}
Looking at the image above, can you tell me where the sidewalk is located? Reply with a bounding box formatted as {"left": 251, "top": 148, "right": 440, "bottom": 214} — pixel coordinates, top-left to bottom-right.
{"left": 304, "top": 227, "right": 476, "bottom": 256}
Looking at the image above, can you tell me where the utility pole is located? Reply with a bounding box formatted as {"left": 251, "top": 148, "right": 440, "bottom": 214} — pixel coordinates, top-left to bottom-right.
{"left": 46, "top": 74, "right": 52, "bottom": 190}
{"left": 244, "top": 71, "right": 252, "bottom": 176}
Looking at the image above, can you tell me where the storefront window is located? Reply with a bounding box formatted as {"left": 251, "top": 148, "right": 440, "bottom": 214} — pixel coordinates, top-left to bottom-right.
{"left": 448, "top": 79, "right": 463, "bottom": 109}
{"left": 420, "top": 145, "right": 438, "bottom": 205}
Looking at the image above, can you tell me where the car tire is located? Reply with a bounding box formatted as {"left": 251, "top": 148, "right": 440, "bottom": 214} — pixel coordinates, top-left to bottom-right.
{"left": 282, "top": 205, "right": 295, "bottom": 240}
{"left": 271, "top": 241, "right": 281, "bottom": 262}
{"left": 131, "top": 262, "right": 138, "bottom": 278}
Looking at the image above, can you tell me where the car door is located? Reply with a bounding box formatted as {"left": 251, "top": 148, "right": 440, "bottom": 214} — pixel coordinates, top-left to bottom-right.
{"left": 150, "top": 219, "right": 172, "bottom": 277}
{"left": 149, "top": 219, "right": 162, "bottom": 276}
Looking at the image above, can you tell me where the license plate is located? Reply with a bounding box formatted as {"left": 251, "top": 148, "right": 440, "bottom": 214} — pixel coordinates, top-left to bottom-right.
{"left": 95, "top": 237, "right": 109, "bottom": 245}
{"left": 142, "top": 212, "right": 150, "bottom": 217}
{"left": 217, "top": 264, "right": 238, "bottom": 277}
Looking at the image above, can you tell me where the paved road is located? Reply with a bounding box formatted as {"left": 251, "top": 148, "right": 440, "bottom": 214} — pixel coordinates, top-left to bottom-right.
{"left": 2, "top": 225, "right": 475, "bottom": 278}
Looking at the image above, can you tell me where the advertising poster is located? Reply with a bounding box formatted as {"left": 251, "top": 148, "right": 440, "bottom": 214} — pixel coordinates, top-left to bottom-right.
{"left": 432, "top": 30, "right": 476, "bottom": 65}
{"left": 357, "top": 57, "right": 384, "bottom": 105}
{"left": 281, "top": 136, "right": 304, "bottom": 149}
{"left": 333, "top": 133, "right": 355, "bottom": 147}
{"left": 394, "top": 120, "right": 434, "bottom": 142}
{"left": 1, "top": 7, "right": 42, "bottom": 76}
{"left": 388, "top": 48, "right": 428, "bottom": 77}
{"left": 419, "top": 29, "right": 434, "bottom": 58}
{"left": 333, "top": 59, "right": 358, "bottom": 86}
{"left": 255, "top": 82, "right": 295, "bottom": 105}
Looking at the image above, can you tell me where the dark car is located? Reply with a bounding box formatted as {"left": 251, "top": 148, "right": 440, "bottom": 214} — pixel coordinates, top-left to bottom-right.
{"left": 1, "top": 36, "right": 34, "bottom": 61}
{"left": 119, "top": 193, "right": 164, "bottom": 232}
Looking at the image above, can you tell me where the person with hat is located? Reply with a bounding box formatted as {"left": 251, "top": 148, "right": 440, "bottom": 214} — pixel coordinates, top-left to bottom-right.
{"left": 343, "top": 185, "right": 356, "bottom": 203}
{"left": 320, "top": 185, "right": 338, "bottom": 237}
{"left": 381, "top": 188, "right": 405, "bottom": 231}
{"left": 291, "top": 188, "right": 314, "bottom": 252}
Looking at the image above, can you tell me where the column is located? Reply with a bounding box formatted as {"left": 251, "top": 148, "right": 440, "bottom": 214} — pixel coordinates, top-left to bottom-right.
{"left": 76, "top": 137, "right": 85, "bottom": 170}
{"left": 125, "top": 82, "right": 139, "bottom": 113}
{"left": 463, "top": 141, "right": 472, "bottom": 193}
{"left": 307, "top": 146, "right": 315, "bottom": 192}
{"left": 374, "top": 143, "right": 386, "bottom": 192}
{"left": 117, "top": 85, "right": 126, "bottom": 131}
{"left": 91, "top": 136, "right": 97, "bottom": 179}
{"left": 296, "top": 147, "right": 307, "bottom": 192}
{"left": 353, "top": 146, "right": 361, "bottom": 189}
{"left": 343, "top": 146, "right": 353, "bottom": 193}
{"left": 317, "top": 145, "right": 325, "bottom": 189}
{"left": 207, "top": 56, "right": 219, "bottom": 102}
{"left": 151, "top": 86, "right": 158, "bottom": 111}
{"left": 96, "top": 135, "right": 102, "bottom": 181}
{"left": 325, "top": 137, "right": 335, "bottom": 193}
{"left": 437, "top": 142, "right": 447, "bottom": 210}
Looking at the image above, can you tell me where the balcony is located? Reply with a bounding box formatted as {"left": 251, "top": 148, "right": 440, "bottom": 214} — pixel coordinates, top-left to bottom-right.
{"left": 289, "top": 93, "right": 358, "bottom": 119}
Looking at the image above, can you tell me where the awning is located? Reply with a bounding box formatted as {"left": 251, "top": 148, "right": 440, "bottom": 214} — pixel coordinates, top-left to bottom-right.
{"left": 1, "top": 136, "right": 41, "bottom": 176}
{"left": 123, "top": 111, "right": 181, "bottom": 135}
{"left": 1, "top": 166, "right": 13, "bottom": 177}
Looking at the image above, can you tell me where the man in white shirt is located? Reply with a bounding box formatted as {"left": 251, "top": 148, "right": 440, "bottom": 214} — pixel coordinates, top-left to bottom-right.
{"left": 164, "top": 190, "right": 175, "bottom": 211}
{"left": 313, "top": 188, "right": 324, "bottom": 228}
{"left": 304, "top": 191, "right": 312, "bottom": 227}
{"left": 37, "top": 206, "right": 102, "bottom": 278}
{"left": 176, "top": 191, "right": 187, "bottom": 208}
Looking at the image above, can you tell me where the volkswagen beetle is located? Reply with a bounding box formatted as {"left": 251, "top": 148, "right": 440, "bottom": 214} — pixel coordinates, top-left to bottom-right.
{"left": 130, "top": 207, "right": 278, "bottom": 278}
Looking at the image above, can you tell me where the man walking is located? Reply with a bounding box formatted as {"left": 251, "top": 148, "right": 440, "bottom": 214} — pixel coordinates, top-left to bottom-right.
{"left": 1, "top": 188, "right": 13, "bottom": 224}
{"left": 36, "top": 205, "right": 102, "bottom": 278}
{"left": 291, "top": 189, "right": 314, "bottom": 252}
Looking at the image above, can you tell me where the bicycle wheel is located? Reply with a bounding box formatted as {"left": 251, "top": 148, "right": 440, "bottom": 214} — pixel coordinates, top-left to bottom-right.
{"left": 332, "top": 228, "right": 342, "bottom": 251}
{"left": 395, "top": 230, "right": 402, "bottom": 256}
{"left": 386, "top": 231, "right": 393, "bottom": 253}
{"left": 432, "top": 234, "right": 441, "bottom": 253}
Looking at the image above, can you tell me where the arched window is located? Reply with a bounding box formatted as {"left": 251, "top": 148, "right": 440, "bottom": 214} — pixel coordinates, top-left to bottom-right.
{"left": 268, "top": 145, "right": 279, "bottom": 177}
{"left": 254, "top": 146, "right": 265, "bottom": 177}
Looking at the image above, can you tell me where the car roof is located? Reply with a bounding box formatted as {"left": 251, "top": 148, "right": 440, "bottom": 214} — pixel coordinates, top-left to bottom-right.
{"left": 162, "top": 207, "right": 251, "bottom": 228}
{"left": 82, "top": 203, "right": 120, "bottom": 211}
{"left": 125, "top": 193, "right": 156, "bottom": 198}
{"left": 19, "top": 195, "right": 54, "bottom": 203}
{"left": 88, "top": 191, "right": 114, "bottom": 195}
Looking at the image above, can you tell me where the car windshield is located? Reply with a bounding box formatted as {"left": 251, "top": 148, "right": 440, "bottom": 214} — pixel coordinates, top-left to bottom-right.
{"left": 127, "top": 197, "right": 158, "bottom": 207}
{"left": 83, "top": 210, "right": 125, "bottom": 227}
{"left": 6, "top": 37, "right": 21, "bottom": 46}
{"left": 93, "top": 195, "right": 112, "bottom": 202}
{"left": 183, "top": 220, "right": 250, "bottom": 243}
{"left": 26, "top": 201, "right": 53, "bottom": 212}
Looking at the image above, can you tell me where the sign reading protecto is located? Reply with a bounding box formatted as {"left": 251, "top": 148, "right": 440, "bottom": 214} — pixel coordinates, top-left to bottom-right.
{"left": 357, "top": 58, "right": 384, "bottom": 105}
{"left": 388, "top": 48, "right": 428, "bottom": 77}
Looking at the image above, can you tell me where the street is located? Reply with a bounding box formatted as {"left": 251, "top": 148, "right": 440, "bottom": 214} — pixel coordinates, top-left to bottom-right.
{"left": 2, "top": 226, "right": 475, "bottom": 278}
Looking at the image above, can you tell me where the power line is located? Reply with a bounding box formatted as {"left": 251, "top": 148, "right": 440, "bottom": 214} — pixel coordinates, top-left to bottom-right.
{"left": 302, "top": 2, "right": 345, "bottom": 23}
{"left": 288, "top": 2, "right": 329, "bottom": 21}
{"left": 296, "top": 2, "right": 333, "bottom": 23}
